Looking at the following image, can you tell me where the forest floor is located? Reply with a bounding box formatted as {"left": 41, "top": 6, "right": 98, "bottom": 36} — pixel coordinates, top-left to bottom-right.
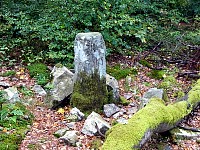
{"left": 0, "top": 55, "right": 199, "bottom": 150}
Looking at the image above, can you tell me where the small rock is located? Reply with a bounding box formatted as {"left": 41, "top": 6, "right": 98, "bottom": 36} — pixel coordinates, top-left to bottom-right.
{"left": 54, "top": 127, "right": 69, "bottom": 138}
{"left": 23, "top": 115, "right": 30, "bottom": 120}
{"left": 125, "top": 76, "right": 132, "bottom": 86}
{"left": 82, "top": 112, "right": 111, "bottom": 136}
{"left": 140, "top": 88, "right": 164, "bottom": 108}
{"left": 32, "top": 85, "right": 47, "bottom": 96}
{"left": 113, "top": 111, "right": 124, "bottom": 119}
{"left": 170, "top": 128, "right": 200, "bottom": 140}
{"left": 123, "top": 93, "right": 133, "bottom": 100}
{"left": 65, "top": 114, "right": 79, "bottom": 122}
{"left": 70, "top": 107, "right": 84, "bottom": 121}
{"left": 0, "top": 82, "right": 11, "bottom": 87}
{"left": 4, "top": 87, "right": 20, "bottom": 103}
{"left": 76, "top": 141, "right": 82, "bottom": 147}
{"left": 103, "top": 103, "right": 120, "bottom": 117}
{"left": 117, "top": 118, "right": 128, "bottom": 124}
{"left": 66, "top": 122, "right": 76, "bottom": 129}
{"left": 120, "top": 108, "right": 126, "bottom": 113}
{"left": 127, "top": 107, "right": 138, "bottom": 115}
{"left": 60, "top": 130, "right": 78, "bottom": 146}
{"left": 106, "top": 74, "right": 120, "bottom": 102}
{"left": 11, "top": 77, "right": 18, "bottom": 81}
{"left": 129, "top": 102, "right": 137, "bottom": 107}
{"left": 49, "top": 66, "right": 74, "bottom": 106}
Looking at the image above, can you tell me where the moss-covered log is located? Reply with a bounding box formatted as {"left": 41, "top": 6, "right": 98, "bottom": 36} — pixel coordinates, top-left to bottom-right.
{"left": 102, "top": 79, "right": 200, "bottom": 150}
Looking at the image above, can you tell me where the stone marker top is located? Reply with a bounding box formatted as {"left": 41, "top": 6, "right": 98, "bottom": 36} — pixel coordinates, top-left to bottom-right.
{"left": 74, "top": 32, "right": 106, "bottom": 79}
{"left": 76, "top": 32, "right": 101, "bottom": 37}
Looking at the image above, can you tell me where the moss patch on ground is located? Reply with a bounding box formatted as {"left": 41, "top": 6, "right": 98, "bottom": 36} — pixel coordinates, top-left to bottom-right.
{"left": 107, "top": 64, "right": 137, "bottom": 80}
{"left": 27, "top": 63, "right": 50, "bottom": 86}
{"left": 147, "top": 69, "right": 165, "bottom": 80}
{"left": 102, "top": 79, "right": 200, "bottom": 150}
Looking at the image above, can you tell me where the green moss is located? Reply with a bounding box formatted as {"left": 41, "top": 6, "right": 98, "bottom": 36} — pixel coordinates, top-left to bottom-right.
{"left": 91, "top": 138, "right": 102, "bottom": 150}
{"left": 159, "top": 76, "right": 177, "bottom": 90}
{"left": 107, "top": 64, "right": 137, "bottom": 80}
{"left": 147, "top": 69, "right": 165, "bottom": 79}
{"left": 119, "top": 96, "right": 130, "bottom": 106}
{"left": 71, "top": 71, "right": 108, "bottom": 113}
{"left": 139, "top": 59, "right": 151, "bottom": 68}
{"left": 107, "top": 87, "right": 114, "bottom": 104}
{"left": 164, "top": 76, "right": 177, "bottom": 83}
{"left": 27, "top": 63, "right": 49, "bottom": 77}
{"left": 187, "top": 79, "right": 200, "bottom": 107}
{"left": 0, "top": 127, "right": 30, "bottom": 150}
{"left": 55, "top": 63, "right": 63, "bottom": 68}
{"left": 173, "top": 91, "right": 185, "bottom": 99}
{"left": 162, "top": 90, "right": 169, "bottom": 102}
{"left": 27, "top": 63, "right": 50, "bottom": 85}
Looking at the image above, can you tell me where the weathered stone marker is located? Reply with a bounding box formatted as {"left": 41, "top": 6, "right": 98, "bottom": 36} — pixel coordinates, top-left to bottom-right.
{"left": 71, "top": 32, "right": 108, "bottom": 112}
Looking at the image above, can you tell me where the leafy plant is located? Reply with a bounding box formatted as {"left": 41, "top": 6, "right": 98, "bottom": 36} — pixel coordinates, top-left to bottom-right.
{"left": 0, "top": 98, "right": 33, "bottom": 150}
{"left": 19, "top": 86, "right": 34, "bottom": 97}
{"left": 1, "top": 0, "right": 198, "bottom": 66}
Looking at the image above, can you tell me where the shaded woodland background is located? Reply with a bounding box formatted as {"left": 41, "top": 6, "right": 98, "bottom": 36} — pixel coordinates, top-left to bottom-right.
{"left": 0, "top": 0, "right": 199, "bottom": 72}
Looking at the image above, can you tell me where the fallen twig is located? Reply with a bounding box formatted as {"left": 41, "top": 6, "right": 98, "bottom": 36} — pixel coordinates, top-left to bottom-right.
{"left": 178, "top": 125, "right": 200, "bottom": 132}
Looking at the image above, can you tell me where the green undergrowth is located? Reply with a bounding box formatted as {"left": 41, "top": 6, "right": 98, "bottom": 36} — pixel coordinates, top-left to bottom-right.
{"left": 107, "top": 64, "right": 138, "bottom": 80}
{"left": 27, "top": 63, "right": 50, "bottom": 86}
{"left": 0, "top": 100, "right": 33, "bottom": 150}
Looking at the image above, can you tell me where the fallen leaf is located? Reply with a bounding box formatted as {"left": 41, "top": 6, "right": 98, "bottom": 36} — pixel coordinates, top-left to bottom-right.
{"left": 57, "top": 108, "right": 65, "bottom": 115}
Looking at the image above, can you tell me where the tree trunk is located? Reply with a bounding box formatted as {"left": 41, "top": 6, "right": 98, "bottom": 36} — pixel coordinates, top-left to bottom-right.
{"left": 102, "top": 79, "right": 200, "bottom": 150}
{"left": 71, "top": 32, "right": 108, "bottom": 112}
